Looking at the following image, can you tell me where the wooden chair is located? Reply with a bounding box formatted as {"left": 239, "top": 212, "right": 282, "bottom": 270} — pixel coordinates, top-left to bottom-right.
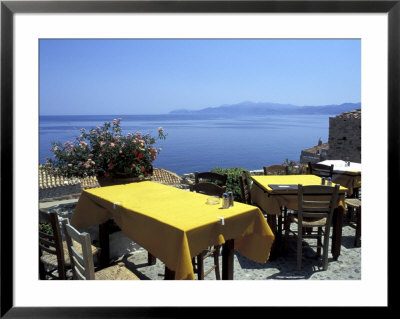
{"left": 238, "top": 170, "right": 267, "bottom": 212}
{"left": 263, "top": 165, "right": 290, "bottom": 248}
{"left": 239, "top": 170, "right": 271, "bottom": 217}
{"left": 39, "top": 209, "right": 67, "bottom": 279}
{"left": 238, "top": 170, "right": 252, "bottom": 205}
{"left": 345, "top": 198, "right": 361, "bottom": 247}
{"left": 263, "top": 164, "right": 289, "bottom": 175}
{"left": 39, "top": 209, "right": 100, "bottom": 280}
{"left": 308, "top": 162, "right": 334, "bottom": 178}
{"left": 189, "top": 171, "right": 227, "bottom": 280}
{"left": 190, "top": 171, "right": 227, "bottom": 196}
{"left": 284, "top": 184, "right": 340, "bottom": 270}
{"left": 61, "top": 219, "right": 140, "bottom": 280}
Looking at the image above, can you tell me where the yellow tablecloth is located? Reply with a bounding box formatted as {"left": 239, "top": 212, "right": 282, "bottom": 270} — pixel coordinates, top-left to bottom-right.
{"left": 317, "top": 160, "right": 361, "bottom": 196}
{"left": 71, "top": 181, "right": 275, "bottom": 280}
{"left": 332, "top": 173, "right": 361, "bottom": 196}
{"left": 251, "top": 175, "right": 348, "bottom": 215}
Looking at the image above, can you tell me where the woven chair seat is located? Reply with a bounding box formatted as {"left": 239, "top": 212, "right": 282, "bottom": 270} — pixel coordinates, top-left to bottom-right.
{"left": 345, "top": 198, "right": 361, "bottom": 208}
{"left": 95, "top": 262, "right": 140, "bottom": 280}
{"left": 41, "top": 241, "right": 100, "bottom": 267}
{"left": 345, "top": 198, "right": 361, "bottom": 247}
{"left": 288, "top": 214, "right": 327, "bottom": 227}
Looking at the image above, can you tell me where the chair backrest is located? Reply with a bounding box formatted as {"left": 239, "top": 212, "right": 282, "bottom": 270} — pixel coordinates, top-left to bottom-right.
{"left": 297, "top": 184, "right": 340, "bottom": 228}
{"left": 263, "top": 165, "right": 288, "bottom": 175}
{"left": 191, "top": 171, "right": 228, "bottom": 197}
{"left": 239, "top": 171, "right": 252, "bottom": 204}
{"left": 39, "top": 209, "right": 66, "bottom": 279}
{"left": 194, "top": 171, "right": 227, "bottom": 186}
{"left": 308, "top": 162, "right": 334, "bottom": 178}
{"left": 61, "top": 219, "right": 95, "bottom": 280}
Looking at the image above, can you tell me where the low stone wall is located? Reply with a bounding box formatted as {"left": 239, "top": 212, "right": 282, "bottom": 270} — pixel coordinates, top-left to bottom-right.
{"left": 39, "top": 184, "right": 84, "bottom": 201}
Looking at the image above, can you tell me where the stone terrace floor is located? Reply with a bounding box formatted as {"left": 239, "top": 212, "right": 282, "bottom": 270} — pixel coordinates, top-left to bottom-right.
{"left": 119, "top": 224, "right": 361, "bottom": 280}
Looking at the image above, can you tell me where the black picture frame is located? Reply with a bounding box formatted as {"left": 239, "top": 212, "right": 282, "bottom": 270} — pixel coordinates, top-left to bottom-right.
{"left": 1, "top": 0, "right": 395, "bottom": 317}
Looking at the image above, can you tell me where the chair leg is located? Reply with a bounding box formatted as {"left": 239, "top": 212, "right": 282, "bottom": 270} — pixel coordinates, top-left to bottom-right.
{"left": 57, "top": 258, "right": 66, "bottom": 280}
{"left": 354, "top": 207, "right": 361, "bottom": 247}
{"left": 197, "top": 253, "right": 204, "bottom": 280}
{"left": 164, "top": 266, "right": 175, "bottom": 280}
{"left": 277, "top": 214, "right": 283, "bottom": 240}
{"left": 283, "top": 217, "right": 290, "bottom": 255}
{"left": 316, "top": 227, "right": 322, "bottom": 257}
{"left": 322, "top": 226, "right": 331, "bottom": 270}
{"left": 39, "top": 261, "right": 46, "bottom": 280}
{"left": 39, "top": 248, "right": 46, "bottom": 280}
{"left": 192, "top": 257, "right": 196, "bottom": 272}
{"left": 346, "top": 205, "right": 353, "bottom": 223}
{"left": 278, "top": 207, "right": 287, "bottom": 239}
{"left": 297, "top": 224, "right": 303, "bottom": 270}
{"left": 213, "top": 246, "right": 221, "bottom": 280}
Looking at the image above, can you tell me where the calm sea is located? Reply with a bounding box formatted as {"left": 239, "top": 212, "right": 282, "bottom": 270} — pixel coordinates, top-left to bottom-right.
{"left": 39, "top": 114, "right": 330, "bottom": 176}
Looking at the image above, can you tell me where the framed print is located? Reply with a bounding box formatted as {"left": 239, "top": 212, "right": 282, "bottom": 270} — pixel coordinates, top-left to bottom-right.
{"left": 1, "top": 0, "right": 396, "bottom": 316}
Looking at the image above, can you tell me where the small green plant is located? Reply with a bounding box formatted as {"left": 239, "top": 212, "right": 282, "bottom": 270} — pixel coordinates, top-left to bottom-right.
{"left": 211, "top": 167, "right": 251, "bottom": 202}
{"left": 39, "top": 222, "right": 53, "bottom": 236}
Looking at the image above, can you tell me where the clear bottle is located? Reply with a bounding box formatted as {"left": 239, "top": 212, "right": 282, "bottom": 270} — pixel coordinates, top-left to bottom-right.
{"left": 228, "top": 191, "right": 234, "bottom": 207}
{"left": 222, "top": 193, "right": 229, "bottom": 209}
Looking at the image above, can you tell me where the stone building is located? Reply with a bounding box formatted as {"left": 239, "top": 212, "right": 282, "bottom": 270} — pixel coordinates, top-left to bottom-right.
{"left": 327, "top": 109, "right": 361, "bottom": 163}
{"left": 299, "top": 140, "right": 329, "bottom": 164}
{"left": 299, "top": 109, "right": 361, "bottom": 164}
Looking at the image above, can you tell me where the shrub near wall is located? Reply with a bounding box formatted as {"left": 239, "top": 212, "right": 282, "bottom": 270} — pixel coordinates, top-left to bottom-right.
{"left": 211, "top": 167, "right": 251, "bottom": 202}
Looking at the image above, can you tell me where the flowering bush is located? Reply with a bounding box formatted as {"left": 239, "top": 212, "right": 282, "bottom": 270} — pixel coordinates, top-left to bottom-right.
{"left": 44, "top": 118, "right": 167, "bottom": 178}
{"left": 282, "top": 158, "right": 307, "bottom": 175}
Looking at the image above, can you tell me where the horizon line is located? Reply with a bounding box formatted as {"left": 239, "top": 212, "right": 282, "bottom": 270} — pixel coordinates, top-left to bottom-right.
{"left": 40, "top": 101, "right": 361, "bottom": 116}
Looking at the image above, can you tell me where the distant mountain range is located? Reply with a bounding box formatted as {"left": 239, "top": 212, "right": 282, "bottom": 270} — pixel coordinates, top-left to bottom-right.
{"left": 169, "top": 101, "right": 361, "bottom": 116}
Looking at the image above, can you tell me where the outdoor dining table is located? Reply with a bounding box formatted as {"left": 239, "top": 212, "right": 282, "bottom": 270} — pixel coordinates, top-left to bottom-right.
{"left": 71, "top": 181, "right": 275, "bottom": 280}
{"left": 318, "top": 160, "right": 361, "bottom": 197}
{"left": 250, "top": 174, "right": 348, "bottom": 260}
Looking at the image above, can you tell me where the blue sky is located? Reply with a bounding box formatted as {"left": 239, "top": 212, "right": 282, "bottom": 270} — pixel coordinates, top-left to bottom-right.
{"left": 39, "top": 39, "right": 361, "bottom": 115}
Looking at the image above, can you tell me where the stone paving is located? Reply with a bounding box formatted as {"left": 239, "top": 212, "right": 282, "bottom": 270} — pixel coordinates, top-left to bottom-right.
{"left": 40, "top": 199, "right": 361, "bottom": 280}
{"left": 118, "top": 224, "right": 361, "bottom": 280}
